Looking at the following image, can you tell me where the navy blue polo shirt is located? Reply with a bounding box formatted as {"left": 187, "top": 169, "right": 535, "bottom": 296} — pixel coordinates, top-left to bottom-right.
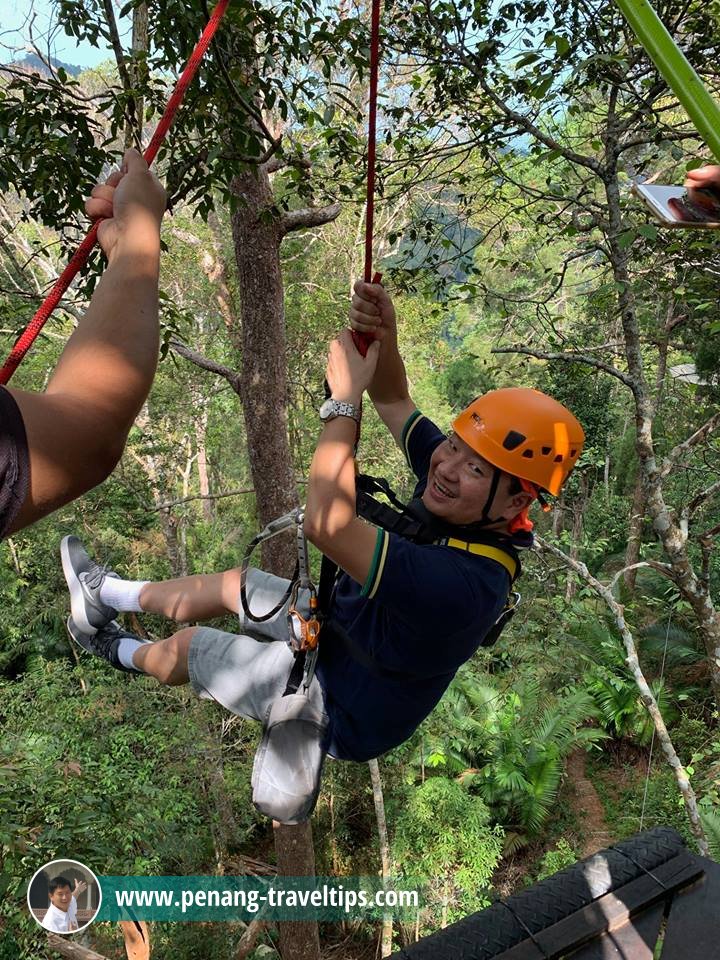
{"left": 315, "top": 411, "right": 522, "bottom": 762}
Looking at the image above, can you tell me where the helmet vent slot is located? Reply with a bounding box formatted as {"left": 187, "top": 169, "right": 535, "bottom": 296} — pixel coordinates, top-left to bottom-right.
{"left": 554, "top": 454, "right": 563, "bottom": 462}
{"left": 541, "top": 446, "right": 552, "bottom": 455}
{"left": 522, "top": 450, "right": 534, "bottom": 459}
{"left": 570, "top": 449, "right": 577, "bottom": 456}
{"left": 503, "top": 430, "right": 526, "bottom": 450}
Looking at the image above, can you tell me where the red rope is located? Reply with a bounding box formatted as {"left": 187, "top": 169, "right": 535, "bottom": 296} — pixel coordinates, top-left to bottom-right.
{"left": 352, "top": 0, "right": 382, "bottom": 358}
{"left": 0, "top": 0, "right": 231, "bottom": 385}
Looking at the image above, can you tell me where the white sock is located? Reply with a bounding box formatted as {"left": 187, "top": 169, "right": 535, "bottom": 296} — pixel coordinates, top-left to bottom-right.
{"left": 117, "top": 637, "right": 147, "bottom": 672}
{"left": 100, "top": 578, "right": 150, "bottom": 612}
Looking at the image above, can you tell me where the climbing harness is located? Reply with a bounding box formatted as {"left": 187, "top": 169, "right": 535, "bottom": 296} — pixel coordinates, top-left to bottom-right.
{"left": 0, "top": 0, "right": 231, "bottom": 385}
{"left": 313, "top": 474, "right": 523, "bottom": 684}
{"left": 287, "top": 510, "right": 321, "bottom": 653}
{"left": 241, "top": 507, "right": 328, "bottom": 824}
{"left": 240, "top": 472, "right": 523, "bottom": 682}
{"left": 239, "top": 505, "right": 320, "bottom": 683}
{"left": 240, "top": 510, "right": 301, "bottom": 624}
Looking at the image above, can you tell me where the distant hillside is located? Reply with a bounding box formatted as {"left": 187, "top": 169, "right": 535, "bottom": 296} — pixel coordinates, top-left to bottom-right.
{"left": 7, "top": 53, "right": 82, "bottom": 78}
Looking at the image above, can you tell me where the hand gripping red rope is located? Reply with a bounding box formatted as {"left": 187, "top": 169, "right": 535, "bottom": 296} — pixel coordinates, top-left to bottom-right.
{"left": 351, "top": 0, "right": 382, "bottom": 359}
{"left": 0, "top": 0, "right": 231, "bottom": 385}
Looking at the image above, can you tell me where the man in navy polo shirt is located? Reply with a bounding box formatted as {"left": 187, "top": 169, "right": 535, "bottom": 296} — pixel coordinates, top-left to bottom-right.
{"left": 60, "top": 282, "right": 584, "bottom": 765}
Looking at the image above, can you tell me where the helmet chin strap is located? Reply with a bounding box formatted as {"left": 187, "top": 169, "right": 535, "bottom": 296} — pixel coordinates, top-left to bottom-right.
{"left": 477, "top": 467, "right": 508, "bottom": 527}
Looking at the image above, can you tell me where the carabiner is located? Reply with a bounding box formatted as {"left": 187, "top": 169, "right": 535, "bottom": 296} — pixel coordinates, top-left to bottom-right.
{"left": 287, "top": 583, "right": 322, "bottom": 652}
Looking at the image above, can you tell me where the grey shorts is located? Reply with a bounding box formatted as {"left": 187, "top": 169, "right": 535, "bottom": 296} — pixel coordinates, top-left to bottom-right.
{"left": 188, "top": 568, "right": 326, "bottom": 725}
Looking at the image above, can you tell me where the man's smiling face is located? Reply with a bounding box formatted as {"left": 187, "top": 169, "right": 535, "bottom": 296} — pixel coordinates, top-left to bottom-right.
{"left": 49, "top": 883, "right": 72, "bottom": 913}
{"left": 422, "top": 432, "right": 531, "bottom": 527}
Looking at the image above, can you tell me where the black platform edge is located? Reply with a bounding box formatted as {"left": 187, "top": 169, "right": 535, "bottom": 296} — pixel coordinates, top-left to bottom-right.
{"left": 393, "top": 826, "right": 687, "bottom": 959}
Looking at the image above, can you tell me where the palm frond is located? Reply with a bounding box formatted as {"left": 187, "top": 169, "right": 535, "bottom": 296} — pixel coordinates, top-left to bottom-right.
{"left": 700, "top": 807, "right": 720, "bottom": 863}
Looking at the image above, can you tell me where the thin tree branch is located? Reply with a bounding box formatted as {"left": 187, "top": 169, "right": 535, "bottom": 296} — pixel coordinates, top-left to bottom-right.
{"left": 698, "top": 522, "right": 720, "bottom": 541}
{"left": 170, "top": 338, "right": 241, "bottom": 393}
{"left": 616, "top": 128, "right": 699, "bottom": 155}
{"left": 535, "top": 535, "right": 709, "bottom": 855}
{"left": 235, "top": 919, "right": 268, "bottom": 960}
{"left": 265, "top": 156, "right": 312, "bottom": 174}
{"left": 688, "top": 479, "right": 720, "bottom": 517}
{"left": 281, "top": 203, "right": 342, "bottom": 236}
{"left": 660, "top": 411, "right": 720, "bottom": 478}
{"left": 101, "top": 0, "right": 140, "bottom": 146}
{"left": 491, "top": 346, "right": 637, "bottom": 394}
{"left": 199, "top": 0, "right": 277, "bottom": 146}
{"left": 473, "top": 75, "right": 602, "bottom": 174}
{"left": 146, "top": 488, "right": 255, "bottom": 512}
{"left": 102, "top": 0, "right": 133, "bottom": 94}
{"left": 608, "top": 560, "right": 675, "bottom": 593}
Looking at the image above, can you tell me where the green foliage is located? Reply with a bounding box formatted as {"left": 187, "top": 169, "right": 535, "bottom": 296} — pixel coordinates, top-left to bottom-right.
{"left": 700, "top": 807, "right": 720, "bottom": 862}
{"left": 422, "top": 671, "right": 605, "bottom": 836}
{"left": 392, "top": 777, "right": 503, "bottom": 924}
{"left": 0, "top": 661, "right": 258, "bottom": 958}
{"left": 586, "top": 672, "right": 677, "bottom": 746}
{"left": 439, "top": 352, "right": 495, "bottom": 412}
{"left": 570, "top": 610, "right": 704, "bottom": 745}
{"left": 535, "top": 838, "right": 578, "bottom": 881}
{"left": 591, "top": 756, "right": 695, "bottom": 848}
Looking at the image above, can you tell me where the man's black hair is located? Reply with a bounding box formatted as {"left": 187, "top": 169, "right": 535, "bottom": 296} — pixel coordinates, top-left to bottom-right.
{"left": 49, "top": 876, "right": 72, "bottom": 894}
{"left": 507, "top": 476, "right": 523, "bottom": 496}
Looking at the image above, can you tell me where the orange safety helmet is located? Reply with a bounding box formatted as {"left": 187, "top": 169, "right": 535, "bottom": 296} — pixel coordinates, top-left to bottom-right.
{"left": 452, "top": 388, "right": 585, "bottom": 496}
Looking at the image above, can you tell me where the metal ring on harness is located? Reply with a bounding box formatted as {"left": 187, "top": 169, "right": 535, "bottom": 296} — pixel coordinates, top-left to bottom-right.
{"left": 239, "top": 509, "right": 301, "bottom": 623}
{"left": 287, "top": 579, "right": 322, "bottom": 652}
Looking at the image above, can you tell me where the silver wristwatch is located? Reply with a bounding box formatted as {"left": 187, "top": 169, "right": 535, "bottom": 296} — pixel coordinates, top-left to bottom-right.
{"left": 319, "top": 398, "right": 361, "bottom": 424}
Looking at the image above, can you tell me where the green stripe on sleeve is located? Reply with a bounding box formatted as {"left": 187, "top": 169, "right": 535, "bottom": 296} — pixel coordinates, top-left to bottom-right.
{"left": 361, "top": 528, "right": 388, "bottom": 598}
{"left": 400, "top": 409, "right": 423, "bottom": 465}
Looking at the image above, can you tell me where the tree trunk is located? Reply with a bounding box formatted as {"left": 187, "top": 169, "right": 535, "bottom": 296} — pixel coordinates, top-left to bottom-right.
{"left": 196, "top": 404, "right": 213, "bottom": 521}
{"left": 369, "top": 759, "right": 393, "bottom": 957}
{"left": 121, "top": 920, "right": 150, "bottom": 960}
{"left": 125, "top": 1, "right": 148, "bottom": 149}
{"left": 603, "top": 172, "right": 720, "bottom": 708}
{"left": 273, "top": 821, "right": 322, "bottom": 960}
{"left": 623, "top": 472, "right": 646, "bottom": 593}
{"left": 230, "top": 165, "right": 299, "bottom": 575}
{"left": 229, "top": 162, "right": 320, "bottom": 960}
{"left": 565, "top": 473, "right": 589, "bottom": 602}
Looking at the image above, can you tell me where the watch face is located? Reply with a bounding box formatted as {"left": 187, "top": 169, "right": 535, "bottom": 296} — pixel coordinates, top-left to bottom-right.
{"left": 319, "top": 399, "right": 335, "bottom": 420}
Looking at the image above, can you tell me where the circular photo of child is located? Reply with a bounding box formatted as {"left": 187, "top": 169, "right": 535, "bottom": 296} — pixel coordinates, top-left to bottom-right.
{"left": 27, "top": 859, "right": 102, "bottom": 934}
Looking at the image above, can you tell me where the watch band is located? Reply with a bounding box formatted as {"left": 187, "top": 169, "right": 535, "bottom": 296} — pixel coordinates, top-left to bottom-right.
{"left": 320, "top": 398, "right": 361, "bottom": 423}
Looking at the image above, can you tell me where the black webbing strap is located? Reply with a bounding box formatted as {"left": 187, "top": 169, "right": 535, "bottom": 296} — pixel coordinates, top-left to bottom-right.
{"left": 283, "top": 651, "right": 307, "bottom": 696}
{"left": 479, "top": 593, "right": 520, "bottom": 648}
{"left": 240, "top": 524, "right": 299, "bottom": 624}
{"left": 318, "top": 551, "right": 338, "bottom": 617}
{"left": 357, "top": 473, "right": 409, "bottom": 511}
